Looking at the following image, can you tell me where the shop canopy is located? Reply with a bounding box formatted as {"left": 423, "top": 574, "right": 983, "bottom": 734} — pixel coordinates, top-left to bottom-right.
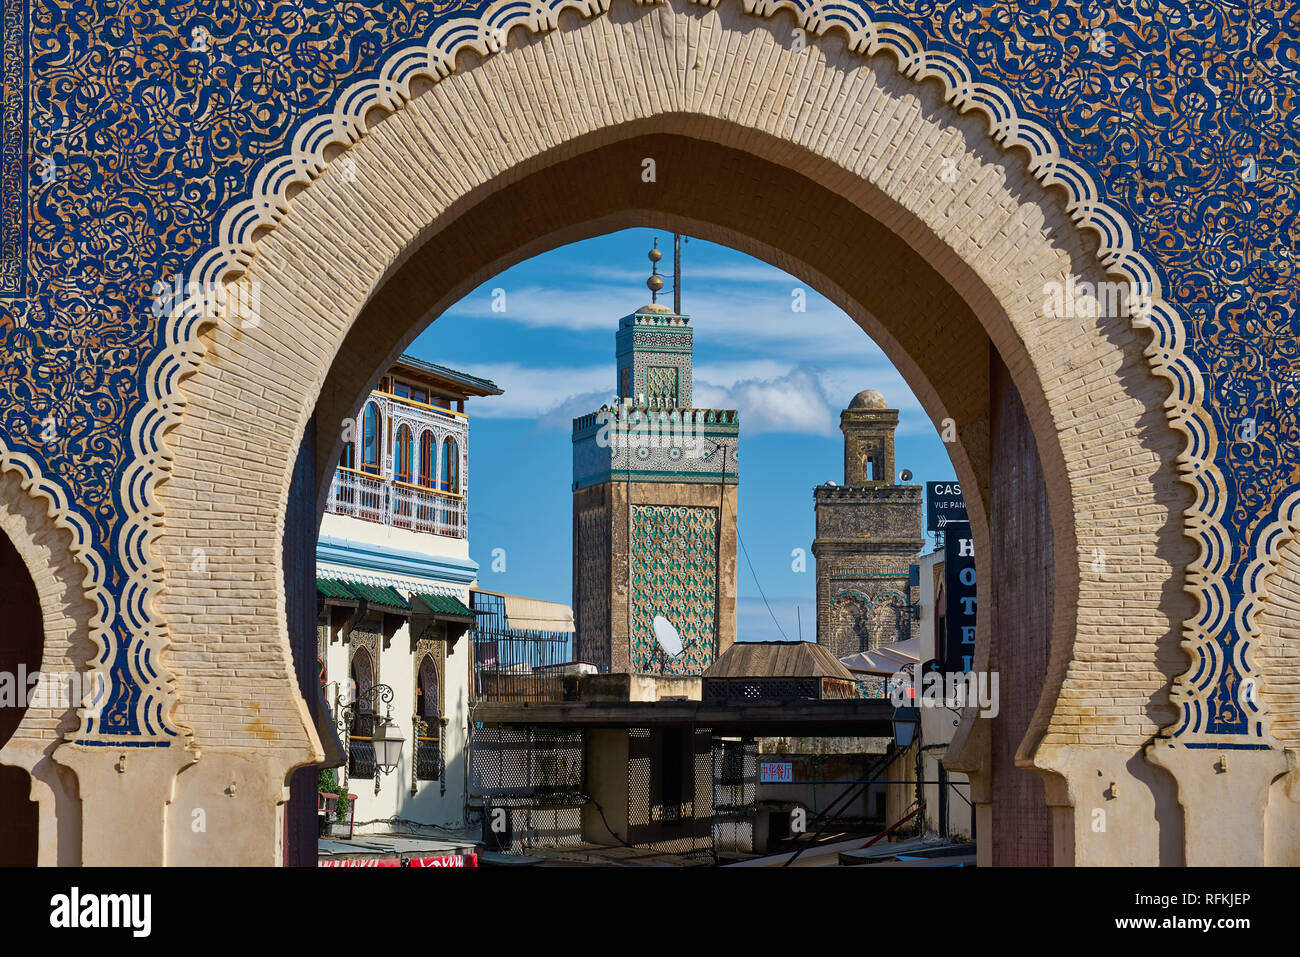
{"left": 839, "top": 636, "right": 921, "bottom": 676}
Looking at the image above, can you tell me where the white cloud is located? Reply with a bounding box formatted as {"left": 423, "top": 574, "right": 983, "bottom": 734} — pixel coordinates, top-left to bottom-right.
{"left": 443, "top": 356, "right": 936, "bottom": 440}
{"left": 814, "top": 366, "right": 934, "bottom": 435}
{"left": 577, "top": 255, "right": 798, "bottom": 288}
{"left": 438, "top": 361, "right": 613, "bottom": 419}
{"left": 443, "top": 277, "right": 892, "bottom": 362}
{"left": 694, "top": 366, "right": 837, "bottom": 436}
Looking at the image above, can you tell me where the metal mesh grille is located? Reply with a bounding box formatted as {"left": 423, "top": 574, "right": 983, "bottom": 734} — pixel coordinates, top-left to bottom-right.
{"left": 704, "top": 678, "right": 821, "bottom": 701}
{"left": 628, "top": 729, "right": 651, "bottom": 829}
{"left": 470, "top": 726, "right": 584, "bottom": 798}
{"left": 624, "top": 727, "right": 715, "bottom": 856}
{"left": 712, "top": 738, "right": 757, "bottom": 853}
{"left": 480, "top": 803, "right": 586, "bottom": 853}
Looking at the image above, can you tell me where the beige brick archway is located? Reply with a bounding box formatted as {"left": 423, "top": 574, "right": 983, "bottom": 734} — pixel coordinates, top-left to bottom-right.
{"left": 0, "top": 468, "right": 97, "bottom": 865}
{"left": 134, "top": 0, "right": 1214, "bottom": 864}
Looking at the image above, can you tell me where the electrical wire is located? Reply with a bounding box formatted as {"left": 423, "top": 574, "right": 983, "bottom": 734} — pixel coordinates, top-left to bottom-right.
{"left": 738, "top": 528, "right": 790, "bottom": 641}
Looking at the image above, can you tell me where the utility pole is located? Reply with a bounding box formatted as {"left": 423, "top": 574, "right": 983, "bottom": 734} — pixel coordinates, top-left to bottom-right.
{"left": 674, "top": 232, "right": 682, "bottom": 314}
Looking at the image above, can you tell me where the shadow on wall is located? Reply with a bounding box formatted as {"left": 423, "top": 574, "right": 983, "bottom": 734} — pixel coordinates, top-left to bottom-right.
{"left": 0, "top": 531, "right": 42, "bottom": 865}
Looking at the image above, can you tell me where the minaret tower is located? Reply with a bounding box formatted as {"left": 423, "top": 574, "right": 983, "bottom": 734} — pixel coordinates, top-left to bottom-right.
{"left": 813, "top": 390, "right": 922, "bottom": 657}
{"left": 571, "top": 240, "right": 740, "bottom": 676}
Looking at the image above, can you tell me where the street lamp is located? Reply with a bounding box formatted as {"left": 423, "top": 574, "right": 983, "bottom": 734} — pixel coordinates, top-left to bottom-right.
{"left": 336, "top": 683, "right": 403, "bottom": 795}
{"left": 891, "top": 705, "right": 920, "bottom": 748}
{"left": 891, "top": 704, "right": 924, "bottom": 826}
{"left": 372, "top": 709, "right": 405, "bottom": 776}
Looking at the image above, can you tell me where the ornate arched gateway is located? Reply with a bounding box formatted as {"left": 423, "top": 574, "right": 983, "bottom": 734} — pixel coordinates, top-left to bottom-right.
{"left": 0, "top": 0, "right": 1295, "bottom": 865}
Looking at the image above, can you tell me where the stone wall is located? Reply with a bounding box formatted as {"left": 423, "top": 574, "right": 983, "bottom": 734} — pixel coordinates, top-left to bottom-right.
{"left": 813, "top": 485, "right": 923, "bottom": 657}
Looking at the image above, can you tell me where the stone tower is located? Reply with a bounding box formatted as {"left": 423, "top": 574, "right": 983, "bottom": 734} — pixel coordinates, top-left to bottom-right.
{"left": 814, "top": 390, "right": 923, "bottom": 658}
{"left": 571, "top": 242, "right": 739, "bottom": 676}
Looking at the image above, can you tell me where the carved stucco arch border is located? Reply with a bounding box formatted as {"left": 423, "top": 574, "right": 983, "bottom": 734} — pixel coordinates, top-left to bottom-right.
{"left": 107, "top": 0, "right": 1236, "bottom": 750}
{"left": 0, "top": 454, "right": 106, "bottom": 864}
{"left": 1241, "top": 487, "right": 1300, "bottom": 730}
{"left": 0, "top": 449, "right": 112, "bottom": 740}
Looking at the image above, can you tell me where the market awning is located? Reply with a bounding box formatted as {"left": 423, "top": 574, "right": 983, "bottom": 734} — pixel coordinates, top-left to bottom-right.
{"left": 840, "top": 637, "right": 921, "bottom": 676}
{"left": 412, "top": 593, "right": 476, "bottom": 623}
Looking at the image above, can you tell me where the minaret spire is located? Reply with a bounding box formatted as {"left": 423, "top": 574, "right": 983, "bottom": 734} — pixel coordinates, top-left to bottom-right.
{"left": 647, "top": 238, "right": 664, "bottom": 305}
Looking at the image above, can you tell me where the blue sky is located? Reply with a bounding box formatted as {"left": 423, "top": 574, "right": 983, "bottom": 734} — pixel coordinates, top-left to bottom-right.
{"left": 406, "top": 227, "right": 957, "bottom": 641}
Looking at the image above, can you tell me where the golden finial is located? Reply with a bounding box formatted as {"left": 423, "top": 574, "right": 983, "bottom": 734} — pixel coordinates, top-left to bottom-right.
{"left": 647, "top": 238, "right": 664, "bottom": 303}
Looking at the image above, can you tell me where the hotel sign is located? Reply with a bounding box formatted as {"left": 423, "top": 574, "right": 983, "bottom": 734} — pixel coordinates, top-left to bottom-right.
{"left": 925, "top": 482, "right": 969, "bottom": 532}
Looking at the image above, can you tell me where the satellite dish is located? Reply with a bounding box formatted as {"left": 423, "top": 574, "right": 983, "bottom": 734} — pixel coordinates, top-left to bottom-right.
{"left": 652, "top": 615, "right": 684, "bottom": 657}
{"left": 826, "top": 480, "right": 838, "bottom": 487}
{"left": 900, "top": 469, "right": 913, "bottom": 482}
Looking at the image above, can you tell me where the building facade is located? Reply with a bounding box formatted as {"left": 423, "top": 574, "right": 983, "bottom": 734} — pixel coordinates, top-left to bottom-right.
{"left": 316, "top": 356, "right": 501, "bottom": 834}
{"left": 814, "top": 391, "right": 924, "bottom": 659}
{"left": 1, "top": 0, "right": 1294, "bottom": 867}
{"left": 571, "top": 262, "right": 740, "bottom": 677}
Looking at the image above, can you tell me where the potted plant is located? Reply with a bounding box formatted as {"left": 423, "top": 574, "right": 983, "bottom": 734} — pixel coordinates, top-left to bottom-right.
{"left": 318, "top": 768, "right": 351, "bottom": 834}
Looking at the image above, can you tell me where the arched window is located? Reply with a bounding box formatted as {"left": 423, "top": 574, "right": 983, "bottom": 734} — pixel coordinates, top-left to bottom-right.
{"left": 415, "top": 655, "right": 442, "bottom": 782}
{"left": 441, "top": 437, "right": 459, "bottom": 493}
{"left": 361, "top": 402, "right": 381, "bottom": 475}
{"left": 340, "top": 440, "right": 355, "bottom": 470}
{"left": 348, "top": 647, "right": 376, "bottom": 778}
{"left": 417, "top": 655, "right": 439, "bottom": 719}
{"left": 419, "top": 432, "right": 435, "bottom": 488}
{"left": 394, "top": 424, "right": 414, "bottom": 484}
{"left": 350, "top": 648, "right": 374, "bottom": 714}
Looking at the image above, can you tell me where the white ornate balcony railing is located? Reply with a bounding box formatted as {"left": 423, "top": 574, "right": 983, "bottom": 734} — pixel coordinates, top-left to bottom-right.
{"left": 325, "top": 391, "right": 471, "bottom": 538}
{"left": 327, "top": 468, "right": 467, "bottom": 538}
{"left": 328, "top": 467, "right": 387, "bottom": 524}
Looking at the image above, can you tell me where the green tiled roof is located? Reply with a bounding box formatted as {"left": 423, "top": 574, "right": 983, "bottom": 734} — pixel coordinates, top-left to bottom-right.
{"left": 316, "top": 577, "right": 358, "bottom": 602}
{"left": 346, "top": 582, "right": 410, "bottom": 611}
{"left": 413, "top": 593, "right": 475, "bottom": 621}
{"left": 316, "top": 578, "right": 410, "bottom": 611}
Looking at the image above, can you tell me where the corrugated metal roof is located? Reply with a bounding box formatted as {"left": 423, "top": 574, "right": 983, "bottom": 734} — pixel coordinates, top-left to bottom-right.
{"left": 393, "top": 354, "right": 503, "bottom": 396}
{"left": 703, "top": 640, "right": 856, "bottom": 680}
